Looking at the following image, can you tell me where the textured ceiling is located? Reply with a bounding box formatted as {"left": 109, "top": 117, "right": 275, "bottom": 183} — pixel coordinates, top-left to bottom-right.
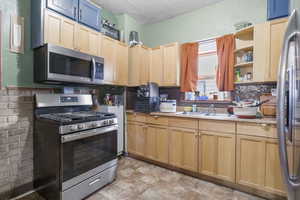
{"left": 92, "top": 0, "right": 224, "bottom": 24}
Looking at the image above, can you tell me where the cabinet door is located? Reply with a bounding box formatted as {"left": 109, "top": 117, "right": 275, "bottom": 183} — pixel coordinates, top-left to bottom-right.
{"left": 77, "top": 25, "right": 90, "bottom": 53}
{"left": 199, "top": 133, "right": 217, "bottom": 176}
{"left": 150, "top": 47, "right": 163, "bottom": 85}
{"left": 265, "top": 139, "right": 286, "bottom": 195}
{"left": 127, "top": 123, "right": 136, "bottom": 154}
{"left": 237, "top": 135, "right": 266, "bottom": 189}
{"left": 44, "top": 10, "right": 62, "bottom": 46}
{"left": 253, "top": 22, "right": 269, "bottom": 82}
{"left": 267, "top": 0, "right": 289, "bottom": 20}
{"left": 135, "top": 124, "right": 147, "bottom": 156}
{"left": 181, "top": 129, "right": 198, "bottom": 172}
{"left": 128, "top": 46, "right": 141, "bottom": 86}
{"left": 140, "top": 47, "right": 150, "bottom": 85}
{"left": 169, "top": 129, "right": 183, "bottom": 168}
{"left": 88, "top": 30, "right": 99, "bottom": 56}
{"left": 116, "top": 42, "right": 129, "bottom": 86}
{"left": 145, "top": 126, "right": 156, "bottom": 160}
{"left": 102, "top": 36, "right": 117, "bottom": 83}
{"left": 216, "top": 133, "right": 236, "bottom": 182}
{"left": 47, "top": 0, "right": 78, "bottom": 20}
{"left": 162, "top": 43, "right": 180, "bottom": 86}
{"left": 61, "top": 17, "right": 77, "bottom": 50}
{"left": 156, "top": 127, "right": 169, "bottom": 164}
{"left": 269, "top": 18, "right": 287, "bottom": 81}
{"left": 79, "top": 0, "right": 101, "bottom": 31}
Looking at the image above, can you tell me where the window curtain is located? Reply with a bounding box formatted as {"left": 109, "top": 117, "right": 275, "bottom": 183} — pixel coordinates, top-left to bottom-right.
{"left": 180, "top": 42, "right": 199, "bottom": 92}
{"left": 216, "top": 34, "right": 235, "bottom": 91}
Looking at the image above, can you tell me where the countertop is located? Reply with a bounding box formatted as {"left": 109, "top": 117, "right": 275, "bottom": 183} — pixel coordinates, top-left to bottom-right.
{"left": 126, "top": 110, "right": 277, "bottom": 125}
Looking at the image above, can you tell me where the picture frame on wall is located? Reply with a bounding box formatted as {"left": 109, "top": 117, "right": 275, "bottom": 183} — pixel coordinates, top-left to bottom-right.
{"left": 10, "top": 15, "right": 24, "bottom": 54}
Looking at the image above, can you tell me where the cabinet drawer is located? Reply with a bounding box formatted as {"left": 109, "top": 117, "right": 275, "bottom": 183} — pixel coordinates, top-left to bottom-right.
{"left": 199, "top": 120, "right": 235, "bottom": 134}
{"left": 168, "top": 117, "right": 198, "bottom": 129}
{"left": 127, "top": 113, "right": 147, "bottom": 123}
{"left": 146, "top": 115, "right": 168, "bottom": 126}
{"left": 237, "top": 122, "right": 277, "bottom": 138}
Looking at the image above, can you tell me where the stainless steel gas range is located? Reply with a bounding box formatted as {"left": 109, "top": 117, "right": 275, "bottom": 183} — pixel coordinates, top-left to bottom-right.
{"left": 34, "top": 94, "right": 118, "bottom": 200}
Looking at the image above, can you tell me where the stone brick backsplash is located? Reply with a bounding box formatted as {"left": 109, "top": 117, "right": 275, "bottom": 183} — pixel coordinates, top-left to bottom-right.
{"left": 0, "top": 88, "right": 53, "bottom": 199}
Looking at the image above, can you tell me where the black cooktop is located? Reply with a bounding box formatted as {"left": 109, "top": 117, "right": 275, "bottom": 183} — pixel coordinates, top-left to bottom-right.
{"left": 39, "top": 111, "right": 116, "bottom": 123}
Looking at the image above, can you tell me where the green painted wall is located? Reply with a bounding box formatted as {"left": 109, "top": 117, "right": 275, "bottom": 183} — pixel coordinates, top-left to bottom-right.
{"left": 116, "top": 13, "right": 143, "bottom": 44}
{"left": 101, "top": 8, "right": 118, "bottom": 25}
{"left": 0, "top": 0, "right": 119, "bottom": 87}
{"left": 1, "top": 0, "right": 34, "bottom": 87}
{"left": 142, "top": 0, "right": 267, "bottom": 47}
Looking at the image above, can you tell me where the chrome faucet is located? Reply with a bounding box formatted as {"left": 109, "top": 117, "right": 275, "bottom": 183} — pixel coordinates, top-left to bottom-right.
{"left": 207, "top": 104, "right": 216, "bottom": 116}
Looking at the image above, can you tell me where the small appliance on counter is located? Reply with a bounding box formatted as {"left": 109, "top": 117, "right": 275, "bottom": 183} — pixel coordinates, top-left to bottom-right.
{"left": 160, "top": 100, "right": 177, "bottom": 113}
{"left": 134, "top": 82, "right": 159, "bottom": 113}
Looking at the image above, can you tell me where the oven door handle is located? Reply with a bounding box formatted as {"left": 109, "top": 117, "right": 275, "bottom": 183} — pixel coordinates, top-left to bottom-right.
{"left": 61, "top": 125, "right": 118, "bottom": 143}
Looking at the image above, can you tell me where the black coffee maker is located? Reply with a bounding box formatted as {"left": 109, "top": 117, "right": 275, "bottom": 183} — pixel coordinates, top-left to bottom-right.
{"left": 134, "top": 82, "right": 159, "bottom": 113}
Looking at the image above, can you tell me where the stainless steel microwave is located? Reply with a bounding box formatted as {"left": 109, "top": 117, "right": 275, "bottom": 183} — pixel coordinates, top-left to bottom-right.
{"left": 34, "top": 44, "right": 104, "bottom": 85}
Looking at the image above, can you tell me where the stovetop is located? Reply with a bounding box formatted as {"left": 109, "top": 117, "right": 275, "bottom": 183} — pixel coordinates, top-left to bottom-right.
{"left": 39, "top": 111, "right": 116, "bottom": 124}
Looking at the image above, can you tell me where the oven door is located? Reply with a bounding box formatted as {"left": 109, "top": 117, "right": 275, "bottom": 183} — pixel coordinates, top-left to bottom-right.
{"left": 46, "top": 44, "right": 104, "bottom": 85}
{"left": 60, "top": 125, "right": 118, "bottom": 191}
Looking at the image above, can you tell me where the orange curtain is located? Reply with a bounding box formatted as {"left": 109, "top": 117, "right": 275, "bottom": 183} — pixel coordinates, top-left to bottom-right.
{"left": 216, "top": 34, "right": 235, "bottom": 91}
{"left": 180, "top": 42, "right": 199, "bottom": 92}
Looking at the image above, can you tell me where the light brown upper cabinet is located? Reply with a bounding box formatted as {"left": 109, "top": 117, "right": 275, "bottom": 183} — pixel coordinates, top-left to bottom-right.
{"left": 115, "top": 42, "right": 129, "bottom": 86}
{"left": 140, "top": 46, "right": 151, "bottom": 85}
{"left": 128, "top": 45, "right": 150, "bottom": 86}
{"left": 128, "top": 46, "right": 141, "bottom": 86}
{"left": 253, "top": 18, "right": 288, "bottom": 82}
{"left": 162, "top": 43, "right": 180, "bottom": 86}
{"left": 44, "top": 9, "right": 65, "bottom": 47}
{"left": 101, "top": 36, "right": 117, "bottom": 83}
{"left": 60, "top": 16, "right": 77, "bottom": 50}
{"left": 76, "top": 25, "right": 99, "bottom": 56}
{"left": 44, "top": 9, "right": 100, "bottom": 56}
{"left": 150, "top": 47, "right": 163, "bottom": 85}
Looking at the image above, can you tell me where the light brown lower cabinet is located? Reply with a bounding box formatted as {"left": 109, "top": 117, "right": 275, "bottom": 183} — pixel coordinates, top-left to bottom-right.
{"left": 199, "top": 131, "right": 236, "bottom": 182}
{"left": 155, "top": 127, "right": 169, "bottom": 163}
{"left": 169, "top": 128, "right": 198, "bottom": 172}
{"left": 236, "top": 135, "right": 286, "bottom": 196}
{"left": 127, "top": 122, "right": 146, "bottom": 156}
{"left": 145, "top": 126, "right": 169, "bottom": 163}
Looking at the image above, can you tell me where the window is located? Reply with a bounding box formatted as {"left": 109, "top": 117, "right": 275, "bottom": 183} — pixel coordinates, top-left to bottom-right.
{"left": 185, "top": 39, "right": 219, "bottom": 100}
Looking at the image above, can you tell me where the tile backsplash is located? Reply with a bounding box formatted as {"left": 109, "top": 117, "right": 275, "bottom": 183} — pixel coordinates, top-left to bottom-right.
{"left": 234, "top": 83, "right": 276, "bottom": 101}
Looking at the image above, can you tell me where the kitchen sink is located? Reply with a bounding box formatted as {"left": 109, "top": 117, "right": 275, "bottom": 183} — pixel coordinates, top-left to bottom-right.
{"left": 175, "top": 112, "right": 236, "bottom": 119}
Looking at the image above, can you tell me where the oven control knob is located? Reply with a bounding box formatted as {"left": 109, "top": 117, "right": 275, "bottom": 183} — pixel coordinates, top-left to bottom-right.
{"left": 70, "top": 125, "right": 77, "bottom": 132}
{"left": 103, "top": 120, "right": 108, "bottom": 126}
{"left": 92, "top": 123, "right": 98, "bottom": 128}
{"left": 78, "top": 124, "right": 84, "bottom": 130}
{"left": 109, "top": 119, "right": 114, "bottom": 125}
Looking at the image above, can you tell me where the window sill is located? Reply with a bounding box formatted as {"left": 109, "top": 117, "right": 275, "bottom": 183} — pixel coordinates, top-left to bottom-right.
{"left": 181, "top": 100, "right": 232, "bottom": 104}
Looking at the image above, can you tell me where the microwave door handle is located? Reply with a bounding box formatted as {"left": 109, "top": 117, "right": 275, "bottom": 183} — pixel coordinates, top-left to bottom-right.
{"left": 91, "top": 57, "right": 96, "bottom": 81}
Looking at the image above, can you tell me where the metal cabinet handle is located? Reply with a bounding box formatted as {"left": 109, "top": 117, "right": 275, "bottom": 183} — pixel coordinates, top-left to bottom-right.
{"left": 89, "top": 178, "right": 101, "bottom": 186}
{"left": 74, "top": 7, "right": 77, "bottom": 18}
{"left": 79, "top": 9, "right": 82, "bottom": 20}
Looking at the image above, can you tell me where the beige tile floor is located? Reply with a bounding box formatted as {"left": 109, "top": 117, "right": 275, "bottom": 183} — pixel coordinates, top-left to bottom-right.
{"left": 21, "top": 157, "right": 267, "bottom": 200}
{"left": 85, "top": 157, "right": 266, "bottom": 200}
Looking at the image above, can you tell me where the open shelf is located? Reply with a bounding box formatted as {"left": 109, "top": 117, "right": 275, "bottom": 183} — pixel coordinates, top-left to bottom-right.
{"left": 234, "top": 80, "right": 255, "bottom": 85}
{"left": 234, "top": 62, "right": 253, "bottom": 68}
{"left": 234, "top": 26, "right": 254, "bottom": 38}
{"left": 234, "top": 45, "right": 254, "bottom": 53}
